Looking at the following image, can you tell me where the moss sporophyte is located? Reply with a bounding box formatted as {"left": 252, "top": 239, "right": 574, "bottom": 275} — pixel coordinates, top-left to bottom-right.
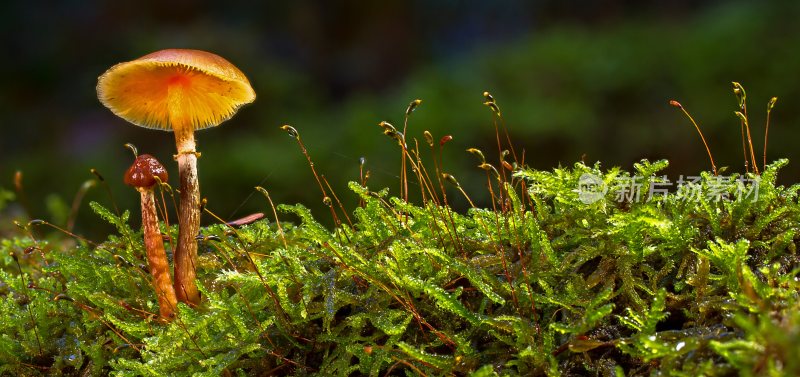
{"left": 0, "top": 70, "right": 796, "bottom": 375}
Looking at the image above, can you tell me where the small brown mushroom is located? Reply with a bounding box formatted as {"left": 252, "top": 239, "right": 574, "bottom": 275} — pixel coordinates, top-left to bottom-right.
{"left": 98, "top": 49, "right": 255, "bottom": 305}
{"left": 124, "top": 154, "right": 178, "bottom": 320}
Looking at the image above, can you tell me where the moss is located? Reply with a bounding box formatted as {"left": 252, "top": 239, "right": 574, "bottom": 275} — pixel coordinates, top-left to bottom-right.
{"left": 2, "top": 94, "right": 799, "bottom": 376}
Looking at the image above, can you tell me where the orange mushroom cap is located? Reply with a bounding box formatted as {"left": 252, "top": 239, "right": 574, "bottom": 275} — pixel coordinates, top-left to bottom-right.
{"left": 97, "top": 49, "right": 256, "bottom": 131}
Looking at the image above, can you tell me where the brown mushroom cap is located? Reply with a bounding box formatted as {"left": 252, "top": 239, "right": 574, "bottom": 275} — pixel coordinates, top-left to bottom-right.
{"left": 97, "top": 49, "right": 256, "bottom": 131}
{"left": 124, "top": 154, "right": 169, "bottom": 188}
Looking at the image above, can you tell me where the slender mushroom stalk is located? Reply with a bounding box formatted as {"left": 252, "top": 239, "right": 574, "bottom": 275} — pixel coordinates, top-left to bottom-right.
{"left": 97, "top": 49, "right": 256, "bottom": 305}
{"left": 124, "top": 154, "right": 178, "bottom": 321}
{"left": 168, "top": 82, "right": 203, "bottom": 305}
{"left": 173, "top": 119, "right": 202, "bottom": 305}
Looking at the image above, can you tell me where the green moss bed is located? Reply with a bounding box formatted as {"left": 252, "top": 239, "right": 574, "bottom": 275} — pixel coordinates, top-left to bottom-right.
{"left": 2, "top": 89, "right": 800, "bottom": 376}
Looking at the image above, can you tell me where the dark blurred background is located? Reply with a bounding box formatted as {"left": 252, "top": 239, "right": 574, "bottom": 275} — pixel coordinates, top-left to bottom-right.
{"left": 2, "top": 0, "right": 800, "bottom": 237}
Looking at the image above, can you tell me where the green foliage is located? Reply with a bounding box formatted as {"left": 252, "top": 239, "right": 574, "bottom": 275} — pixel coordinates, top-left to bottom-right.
{"left": 2, "top": 151, "right": 799, "bottom": 374}
{"left": 0, "top": 72, "right": 800, "bottom": 376}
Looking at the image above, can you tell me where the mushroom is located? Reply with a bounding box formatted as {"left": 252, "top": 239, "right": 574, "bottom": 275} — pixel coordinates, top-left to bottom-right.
{"left": 97, "top": 49, "right": 256, "bottom": 305}
{"left": 124, "top": 154, "right": 178, "bottom": 320}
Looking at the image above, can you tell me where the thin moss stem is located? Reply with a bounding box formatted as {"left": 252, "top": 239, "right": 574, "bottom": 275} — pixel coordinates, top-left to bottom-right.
{"left": 671, "top": 100, "right": 717, "bottom": 176}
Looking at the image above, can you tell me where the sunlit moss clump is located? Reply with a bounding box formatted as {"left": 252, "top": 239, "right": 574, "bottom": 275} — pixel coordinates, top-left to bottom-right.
{"left": 1, "top": 155, "right": 798, "bottom": 375}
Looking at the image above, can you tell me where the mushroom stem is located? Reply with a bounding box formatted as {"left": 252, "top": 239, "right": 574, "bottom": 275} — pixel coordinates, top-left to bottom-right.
{"left": 173, "top": 120, "right": 202, "bottom": 306}
{"left": 139, "top": 187, "right": 178, "bottom": 320}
